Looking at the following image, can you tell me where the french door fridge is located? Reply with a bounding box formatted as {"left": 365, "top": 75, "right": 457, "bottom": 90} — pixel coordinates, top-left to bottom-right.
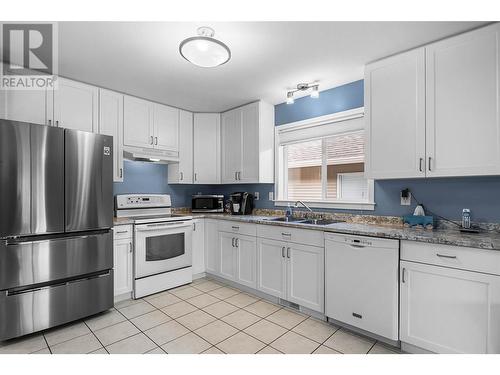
{"left": 0, "top": 119, "right": 114, "bottom": 341}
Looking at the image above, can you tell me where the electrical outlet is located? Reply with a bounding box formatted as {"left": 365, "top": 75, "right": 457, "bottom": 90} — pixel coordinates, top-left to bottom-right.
{"left": 254, "top": 192, "right": 260, "bottom": 201}
{"left": 401, "top": 191, "right": 412, "bottom": 206}
{"left": 269, "top": 191, "right": 274, "bottom": 201}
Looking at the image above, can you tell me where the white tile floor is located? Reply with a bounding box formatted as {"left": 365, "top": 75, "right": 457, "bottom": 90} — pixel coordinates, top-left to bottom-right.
{"left": 0, "top": 277, "right": 401, "bottom": 354}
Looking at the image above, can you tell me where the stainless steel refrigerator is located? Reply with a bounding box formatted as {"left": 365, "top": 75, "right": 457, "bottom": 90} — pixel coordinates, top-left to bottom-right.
{"left": 0, "top": 119, "right": 114, "bottom": 341}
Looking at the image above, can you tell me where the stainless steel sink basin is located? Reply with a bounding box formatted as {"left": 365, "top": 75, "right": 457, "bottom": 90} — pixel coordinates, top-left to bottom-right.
{"left": 267, "top": 217, "right": 306, "bottom": 223}
{"left": 266, "top": 217, "right": 343, "bottom": 226}
{"left": 300, "top": 219, "right": 344, "bottom": 225}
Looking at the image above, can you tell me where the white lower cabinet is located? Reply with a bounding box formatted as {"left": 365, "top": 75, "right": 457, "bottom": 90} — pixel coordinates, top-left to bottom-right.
{"left": 113, "top": 226, "right": 133, "bottom": 298}
{"left": 219, "top": 231, "right": 257, "bottom": 288}
{"left": 192, "top": 219, "right": 205, "bottom": 275}
{"left": 256, "top": 238, "right": 286, "bottom": 299}
{"left": 204, "top": 219, "right": 220, "bottom": 275}
{"left": 256, "top": 234, "right": 324, "bottom": 313}
{"left": 400, "top": 260, "right": 500, "bottom": 353}
{"left": 219, "top": 232, "right": 237, "bottom": 280}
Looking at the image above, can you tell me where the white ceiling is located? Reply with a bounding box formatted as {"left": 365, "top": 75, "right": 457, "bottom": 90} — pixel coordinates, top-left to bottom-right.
{"left": 58, "top": 21, "right": 487, "bottom": 112}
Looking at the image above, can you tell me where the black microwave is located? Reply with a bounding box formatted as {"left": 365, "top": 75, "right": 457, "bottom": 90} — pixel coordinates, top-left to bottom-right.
{"left": 192, "top": 195, "right": 224, "bottom": 213}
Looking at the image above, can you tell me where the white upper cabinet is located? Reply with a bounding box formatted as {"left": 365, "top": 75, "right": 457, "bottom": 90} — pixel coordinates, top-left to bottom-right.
{"left": 0, "top": 62, "right": 51, "bottom": 125}
{"left": 221, "top": 101, "right": 275, "bottom": 184}
{"left": 366, "top": 23, "right": 500, "bottom": 179}
{"left": 51, "top": 77, "right": 98, "bottom": 132}
{"left": 123, "top": 95, "right": 154, "bottom": 149}
{"left": 99, "top": 88, "right": 124, "bottom": 182}
{"left": 153, "top": 103, "right": 179, "bottom": 152}
{"left": 426, "top": 23, "right": 500, "bottom": 177}
{"left": 193, "top": 113, "right": 221, "bottom": 184}
{"left": 168, "top": 110, "right": 193, "bottom": 184}
{"left": 364, "top": 48, "right": 426, "bottom": 179}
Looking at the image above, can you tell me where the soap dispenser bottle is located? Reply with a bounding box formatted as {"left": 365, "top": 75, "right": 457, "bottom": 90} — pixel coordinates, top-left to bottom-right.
{"left": 285, "top": 203, "right": 293, "bottom": 221}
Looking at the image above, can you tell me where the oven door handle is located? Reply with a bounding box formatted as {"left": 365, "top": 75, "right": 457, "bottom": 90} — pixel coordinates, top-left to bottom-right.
{"left": 135, "top": 222, "right": 191, "bottom": 231}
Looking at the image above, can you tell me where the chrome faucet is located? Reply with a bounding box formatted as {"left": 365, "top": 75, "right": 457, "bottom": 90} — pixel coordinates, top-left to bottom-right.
{"left": 294, "top": 200, "right": 314, "bottom": 218}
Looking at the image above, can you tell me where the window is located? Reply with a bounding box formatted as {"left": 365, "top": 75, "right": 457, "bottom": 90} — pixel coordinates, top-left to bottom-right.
{"left": 275, "top": 109, "right": 374, "bottom": 210}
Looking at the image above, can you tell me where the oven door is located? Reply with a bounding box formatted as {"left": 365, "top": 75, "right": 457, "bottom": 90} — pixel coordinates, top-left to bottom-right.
{"left": 134, "top": 221, "right": 192, "bottom": 279}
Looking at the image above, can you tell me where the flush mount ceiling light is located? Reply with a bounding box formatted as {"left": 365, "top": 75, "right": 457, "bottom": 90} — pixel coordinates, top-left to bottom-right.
{"left": 286, "top": 83, "right": 320, "bottom": 104}
{"left": 179, "top": 26, "right": 231, "bottom": 68}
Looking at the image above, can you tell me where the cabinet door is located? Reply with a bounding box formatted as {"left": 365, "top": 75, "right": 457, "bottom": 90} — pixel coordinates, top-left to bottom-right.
{"left": 0, "top": 87, "right": 49, "bottom": 125}
{"left": 400, "top": 261, "right": 500, "bottom": 354}
{"left": 221, "top": 108, "right": 241, "bottom": 183}
{"left": 256, "top": 238, "right": 286, "bottom": 299}
{"left": 193, "top": 113, "right": 220, "bottom": 184}
{"left": 235, "top": 235, "right": 257, "bottom": 289}
{"left": 114, "top": 239, "right": 133, "bottom": 296}
{"left": 99, "top": 89, "right": 124, "bottom": 182}
{"left": 192, "top": 219, "right": 205, "bottom": 275}
{"left": 426, "top": 24, "right": 500, "bottom": 177}
{"left": 240, "top": 102, "right": 260, "bottom": 182}
{"left": 219, "top": 232, "right": 237, "bottom": 281}
{"left": 365, "top": 48, "right": 426, "bottom": 179}
{"left": 53, "top": 78, "right": 98, "bottom": 132}
{"left": 154, "top": 104, "right": 179, "bottom": 152}
{"left": 286, "top": 243, "right": 324, "bottom": 312}
{"left": 123, "top": 95, "right": 154, "bottom": 148}
{"left": 204, "top": 219, "right": 220, "bottom": 275}
{"left": 168, "top": 110, "right": 193, "bottom": 183}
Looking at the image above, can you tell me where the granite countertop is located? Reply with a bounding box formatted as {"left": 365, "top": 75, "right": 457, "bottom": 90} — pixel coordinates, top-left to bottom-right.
{"left": 113, "top": 217, "right": 135, "bottom": 225}
{"left": 113, "top": 213, "right": 500, "bottom": 251}
{"left": 191, "top": 213, "right": 500, "bottom": 251}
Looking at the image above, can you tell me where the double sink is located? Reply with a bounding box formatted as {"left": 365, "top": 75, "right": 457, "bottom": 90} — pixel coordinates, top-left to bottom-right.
{"left": 265, "top": 217, "right": 343, "bottom": 226}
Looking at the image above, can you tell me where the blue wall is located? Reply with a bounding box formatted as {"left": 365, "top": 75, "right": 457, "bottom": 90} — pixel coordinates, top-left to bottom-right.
{"left": 275, "top": 80, "right": 364, "bottom": 125}
{"left": 114, "top": 79, "right": 500, "bottom": 223}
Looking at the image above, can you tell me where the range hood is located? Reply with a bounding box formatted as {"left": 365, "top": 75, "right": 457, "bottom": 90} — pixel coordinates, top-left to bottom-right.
{"left": 123, "top": 146, "right": 179, "bottom": 164}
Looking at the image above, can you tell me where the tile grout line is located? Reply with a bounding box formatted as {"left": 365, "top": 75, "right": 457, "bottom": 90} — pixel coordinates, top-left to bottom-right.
{"left": 82, "top": 320, "right": 109, "bottom": 354}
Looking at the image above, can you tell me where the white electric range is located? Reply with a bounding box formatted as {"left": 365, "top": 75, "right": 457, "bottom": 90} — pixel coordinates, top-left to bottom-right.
{"left": 115, "top": 194, "right": 193, "bottom": 298}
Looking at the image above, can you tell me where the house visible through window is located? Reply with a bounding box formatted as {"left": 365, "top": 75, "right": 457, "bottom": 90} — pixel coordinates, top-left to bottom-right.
{"left": 276, "top": 110, "right": 373, "bottom": 209}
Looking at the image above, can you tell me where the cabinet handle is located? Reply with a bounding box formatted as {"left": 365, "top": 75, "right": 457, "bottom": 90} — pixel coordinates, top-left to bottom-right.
{"left": 238, "top": 172, "right": 241, "bottom": 180}
{"left": 419, "top": 158, "right": 423, "bottom": 172}
{"left": 231, "top": 226, "right": 239, "bottom": 230}
{"left": 282, "top": 246, "right": 285, "bottom": 258}
{"left": 436, "top": 253, "right": 457, "bottom": 259}
{"left": 194, "top": 173, "right": 197, "bottom": 181}
{"left": 150, "top": 136, "right": 154, "bottom": 145}
{"left": 48, "top": 119, "right": 52, "bottom": 126}
{"left": 287, "top": 247, "right": 290, "bottom": 258}
{"left": 235, "top": 172, "right": 238, "bottom": 181}
{"left": 129, "top": 242, "right": 133, "bottom": 252}
{"left": 155, "top": 137, "right": 158, "bottom": 145}
{"left": 180, "top": 172, "right": 183, "bottom": 181}
{"left": 428, "top": 157, "right": 432, "bottom": 171}
{"left": 120, "top": 168, "right": 123, "bottom": 178}
{"left": 193, "top": 222, "right": 196, "bottom": 231}
{"left": 55, "top": 120, "right": 59, "bottom": 127}
{"left": 115, "top": 230, "right": 128, "bottom": 234}
{"left": 231, "top": 237, "right": 235, "bottom": 247}
{"left": 401, "top": 268, "right": 406, "bottom": 283}
{"left": 281, "top": 232, "right": 291, "bottom": 237}
{"left": 235, "top": 238, "right": 239, "bottom": 248}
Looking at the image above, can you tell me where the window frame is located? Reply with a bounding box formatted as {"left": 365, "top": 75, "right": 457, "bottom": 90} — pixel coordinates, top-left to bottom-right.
{"left": 274, "top": 107, "right": 375, "bottom": 211}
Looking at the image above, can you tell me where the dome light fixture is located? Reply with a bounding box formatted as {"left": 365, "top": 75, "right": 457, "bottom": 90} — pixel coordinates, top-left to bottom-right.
{"left": 286, "top": 83, "right": 320, "bottom": 104}
{"left": 179, "top": 26, "right": 231, "bottom": 68}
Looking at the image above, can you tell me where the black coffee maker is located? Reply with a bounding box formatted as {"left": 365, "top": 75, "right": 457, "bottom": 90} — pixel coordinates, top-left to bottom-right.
{"left": 229, "top": 192, "right": 254, "bottom": 215}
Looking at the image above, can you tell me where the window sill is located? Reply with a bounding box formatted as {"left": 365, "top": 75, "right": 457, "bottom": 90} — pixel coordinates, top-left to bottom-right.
{"left": 273, "top": 200, "right": 376, "bottom": 211}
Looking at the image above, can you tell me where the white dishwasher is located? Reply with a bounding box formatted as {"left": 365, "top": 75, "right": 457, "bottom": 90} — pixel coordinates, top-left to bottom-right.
{"left": 325, "top": 233, "right": 399, "bottom": 341}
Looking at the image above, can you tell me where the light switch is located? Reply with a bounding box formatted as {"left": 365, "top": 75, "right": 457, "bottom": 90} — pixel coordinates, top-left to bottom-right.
{"left": 269, "top": 191, "right": 274, "bottom": 201}
{"left": 254, "top": 192, "right": 260, "bottom": 200}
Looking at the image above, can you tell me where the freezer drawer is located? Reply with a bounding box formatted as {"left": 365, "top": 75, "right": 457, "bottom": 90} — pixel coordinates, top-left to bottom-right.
{"left": 325, "top": 233, "right": 399, "bottom": 341}
{"left": 0, "top": 231, "right": 113, "bottom": 290}
{"left": 0, "top": 270, "right": 113, "bottom": 341}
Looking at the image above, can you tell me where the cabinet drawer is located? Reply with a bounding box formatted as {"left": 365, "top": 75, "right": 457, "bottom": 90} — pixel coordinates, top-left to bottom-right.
{"left": 257, "top": 225, "right": 323, "bottom": 247}
{"left": 113, "top": 225, "right": 132, "bottom": 240}
{"left": 401, "top": 241, "right": 500, "bottom": 276}
{"left": 218, "top": 221, "right": 256, "bottom": 237}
